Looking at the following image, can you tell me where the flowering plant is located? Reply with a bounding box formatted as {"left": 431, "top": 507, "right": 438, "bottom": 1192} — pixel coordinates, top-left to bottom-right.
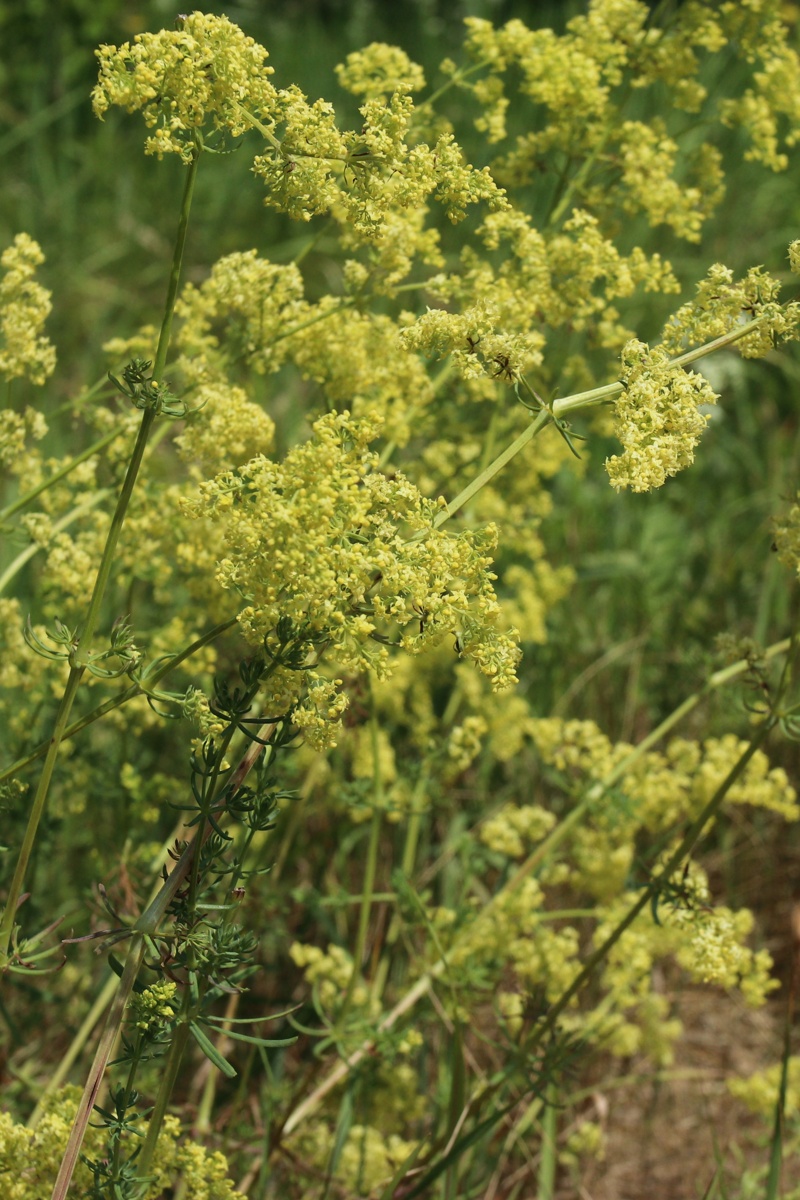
{"left": 2, "top": 4, "right": 800, "bottom": 1195}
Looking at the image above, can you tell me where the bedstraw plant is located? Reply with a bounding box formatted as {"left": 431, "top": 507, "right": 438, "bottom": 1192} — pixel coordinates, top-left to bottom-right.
{"left": 2, "top": 2, "right": 800, "bottom": 1195}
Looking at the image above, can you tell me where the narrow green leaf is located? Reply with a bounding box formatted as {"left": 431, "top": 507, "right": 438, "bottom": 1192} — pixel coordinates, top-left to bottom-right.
{"left": 377, "top": 1140, "right": 426, "bottom": 1200}
{"left": 403, "top": 1097, "right": 519, "bottom": 1199}
{"left": 204, "top": 1003, "right": 300, "bottom": 1025}
{"left": 765, "top": 1017, "right": 791, "bottom": 1199}
{"left": 206, "top": 1026, "right": 297, "bottom": 1049}
{"left": 107, "top": 953, "right": 146, "bottom": 993}
{"left": 322, "top": 1087, "right": 354, "bottom": 1200}
{"left": 189, "top": 1019, "right": 237, "bottom": 1078}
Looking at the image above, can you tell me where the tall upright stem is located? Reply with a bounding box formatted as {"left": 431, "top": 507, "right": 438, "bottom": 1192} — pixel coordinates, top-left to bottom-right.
{"left": 0, "top": 147, "right": 200, "bottom": 968}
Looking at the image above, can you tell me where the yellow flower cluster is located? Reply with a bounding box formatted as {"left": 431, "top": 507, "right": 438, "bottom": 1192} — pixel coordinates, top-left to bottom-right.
{"left": 184, "top": 410, "right": 519, "bottom": 743}
{"left": 289, "top": 940, "right": 371, "bottom": 1011}
{"left": 292, "top": 1120, "right": 419, "bottom": 1194}
{"left": 287, "top": 303, "right": 436, "bottom": 443}
{"left": 175, "top": 383, "right": 276, "bottom": 475}
{"left": 92, "top": 12, "right": 278, "bottom": 161}
{"left": 0, "top": 1088, "right": 244, "bottom": 1200}
{"left": 447, "top": 876, "right": 582, "bottom": 1002}
{"left": 97, "top": 14, "right": 491, "bottom": 235}
{"left": 774, "top": 496, "right": 800, "bottom": 576}
{"left": 660, "top": 262, "right": 800, "bottom": 358}
{"left": 0, "top": 406, "right": 47, "bottom": 472}
{"left": 292, "top": 677, "right": 349, "bottom": 752}
{"left": 560, "top": 1120, "right": 606, "bottom": 1168}
{"left": 587, "top": 861, "right": 777, "bottom": 1057}
{"left": 616, "top": 121, "right": 724, "bottom": 242}
{"left": 677, "top": 734, "right": 798, "bottom": 821}
{"left": 399, "top": 299, "right": 544, "bottom": 383}
{"left": 0, "top": 601, "right": 56, "bottom": 737}
{"left": 529, "top": 717, "right": 621, "bottom": 778}
{"left": 0, "top": 233, "right": 55, "bottom": 386}
{"left": 530, "top": 718, "right": 798, "bottom": 828}
{"left": 172, "top": 250, "right": 306, "bottom": 383}
{"left": 130, "top": 980, "right": 178, "bottom": 1033}
{"left": 446, "top": 714, "right": 487, "bottom": 774}
{"left": 479, "top": 802, "right": 556, "bottom": 859}
{"left": 605, "top": 339, "right": 718, "bottom": 492}
{"left": 461, "top": 8, "right": 635, "bottom": 155}
{"left": 729, "top": 1056, "right": 800, "bottom": 1118}
{"left": 336, "top": 43, "right": 426, "bottom": 99}
{"left": 718, "top": 0, "right": 800, "bottom": 171}
{"left": 251, "top": 80, "right": 507, "bottom": 230}
{"left": 407, "top": 207, "right": 679, "bottom": 394}
{"left": 672, "top": 901, "right": 777, "bottom": 1003}
{"left": 454, "top": 1, "right": 800, "bottom": 247}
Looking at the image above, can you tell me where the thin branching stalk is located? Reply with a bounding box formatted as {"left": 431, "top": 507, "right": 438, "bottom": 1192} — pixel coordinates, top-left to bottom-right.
{"left": 0, "top": 617, "right": 238, "bottom": 784}
{"left": 431, "top": 317, "right": 768, "bottom": 532}
{"left": 49, "top": 717, "right": 276, "bottom": 1198}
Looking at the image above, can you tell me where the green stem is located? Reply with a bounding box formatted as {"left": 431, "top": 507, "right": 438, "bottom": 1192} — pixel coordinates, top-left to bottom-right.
{"left": 0, "top": 426, "right": 121, "bottom": 522}
{"left": 0, "top": 617, "right": 237, "bottom": 784}
{"left": 417, "top": 60, "right": 490, "bottom": 115}
{"left": 75, "top": 148, "right": 199, "bottom": 661}
{"left": 0, "top": 490, "right": 111, "bottom": 596}
{"left": 429, "top": 315, "right": 772, "bottom": 536}
{"left": 0, "top": 666, "right": 83, "bottom": 963}
{"left": 552, "top": 317, "right": 767, "bottom": 419}
{"left": 433, "top": 409, "right": 551, "bottom": 529}
{"left": 339, "top": 700, "right": 384, "bottom": 1024}
{"left": 0, "top": 146, "right": 201, "bottom": 968}
{"left": 135, "top": 1013, "right": 193, "bottom": 1186}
